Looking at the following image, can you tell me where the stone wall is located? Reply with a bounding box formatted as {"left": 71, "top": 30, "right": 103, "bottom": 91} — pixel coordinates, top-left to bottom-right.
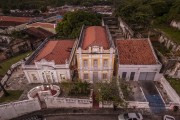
{"left": 170, "top": 20, "right": 180, "bottom": 30}
{"left": 160, "top": 77, "right": 180, "bottom": 105}
{"left": 159, "top": 35, "right": 180, "bottom": 52}
{"left": 0, "top": 98, "right": 41, "bottom": 120}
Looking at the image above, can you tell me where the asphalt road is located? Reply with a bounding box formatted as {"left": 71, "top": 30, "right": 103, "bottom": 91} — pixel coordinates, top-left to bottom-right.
{"left": 46, "top": 114, "right": 118, "bottom": 120}
{"left": 45, "top": 114, "right": 180, "bottom": 120}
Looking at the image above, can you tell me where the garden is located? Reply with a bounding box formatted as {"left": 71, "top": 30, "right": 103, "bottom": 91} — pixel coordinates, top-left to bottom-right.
{"left": 0, "top": 51, "right": 32, "bottom": 76}
{"left": 0, "top": 90, "right": 23, "bottom": 103}
{"left": 166, "top": 77, "right": 180, "bottom": 96}
{"left": 60, "top": 80, "right": 91, "bottom": 98}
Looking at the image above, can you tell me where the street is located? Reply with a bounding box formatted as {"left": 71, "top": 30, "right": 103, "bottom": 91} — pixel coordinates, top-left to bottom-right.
{"left": 46, "top": 114, "right": 118, "bottom": 120}
{"left": 45, "top": 114, "right": 180, "bottom": 120}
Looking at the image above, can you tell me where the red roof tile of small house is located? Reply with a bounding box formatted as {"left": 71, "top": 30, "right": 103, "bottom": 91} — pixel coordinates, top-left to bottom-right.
{"left": 116, "top": 39, "right": 157, "bottom": 65}
{"left": 0, "top": 16, "right": 32, "bottom": 23}
{"left": 28, "top": 22, "right": 55, "bottom": 29}
{"left": 82, "top": 26, "right": 110, "bottom": 50}
{"left": 33, "top": 40, "right": 75, "bottom": 64}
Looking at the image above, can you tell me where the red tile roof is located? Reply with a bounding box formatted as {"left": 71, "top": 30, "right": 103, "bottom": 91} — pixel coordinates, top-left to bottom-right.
{"left": 33, "top": 40, "right": 75, "bottom": 64}
{"left": 28, "top": 22, "right": 55, "bottom": 29}
{"left": 0, "top": 16, "right": 32, "bottom": 23}
{"left": 116, "top": 39, "right": 157, "bottom": 65}
{"left": 82, "top": 26, "right": 109, "bottom": 50}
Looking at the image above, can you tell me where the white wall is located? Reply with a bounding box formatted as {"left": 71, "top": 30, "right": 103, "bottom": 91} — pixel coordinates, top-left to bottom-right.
{"left": 44, "top": 97, "right": 93, "bottom": 108}
{"left": 0, "top": 98, "right": 41, "bottom": 120}
{"left": 23, "top": 60, "right": 72, "bottom": 83}
{"left": 118, "top": 64, "right": 162, "bottom": 81}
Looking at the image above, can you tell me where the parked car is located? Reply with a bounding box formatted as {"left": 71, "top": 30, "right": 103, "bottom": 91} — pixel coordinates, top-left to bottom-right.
{"left": 118, "top": 113, "right": 143, "bottom": 120}
{"left": 163, "top": 115, "right": 175, "bottom": 120}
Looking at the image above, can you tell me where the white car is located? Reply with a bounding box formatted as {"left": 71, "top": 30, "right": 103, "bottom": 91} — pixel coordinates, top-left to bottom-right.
{"left": 163, "top": 115, "right": 175, "bottom": 120}
{"left": 118, "top": 113, "right": 143, "bottom": 120}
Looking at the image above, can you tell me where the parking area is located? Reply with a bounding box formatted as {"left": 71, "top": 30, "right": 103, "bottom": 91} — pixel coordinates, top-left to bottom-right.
{"left": 139, "top": 81, "right": 165, "bottom": 113}
{"left": 127, "top": 82, "right": 146, "bottom": 102}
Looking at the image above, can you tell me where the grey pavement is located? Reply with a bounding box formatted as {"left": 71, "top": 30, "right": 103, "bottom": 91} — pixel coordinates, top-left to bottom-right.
{"left": 12, "top": 108, "right": 180, "bottom": 120}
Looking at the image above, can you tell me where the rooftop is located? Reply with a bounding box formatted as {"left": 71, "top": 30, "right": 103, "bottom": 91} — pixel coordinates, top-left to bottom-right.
{"left": 81, "top": 26, "right": 110, "bottom": 50}
{"left": 116, "top": 39, "right": 158, "bottom": 65}
{"left": 0, "top": 16, "right": 32, "bottom": 23}
{"left": 28, "top": 22, "right": 55, "bottom": 29}
{"left": 32, "top": 40, "right": 75, "bottom": 64}
{"left": 24, "top": 27, "right": 54, "bottom": 39}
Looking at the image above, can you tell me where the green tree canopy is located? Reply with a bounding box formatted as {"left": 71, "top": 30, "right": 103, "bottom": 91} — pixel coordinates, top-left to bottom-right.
{"left": 56, "top": 10, "right": 102, "bottom": 38}
{"left": 95, "top": 79, "right": 125, "bottom": 106}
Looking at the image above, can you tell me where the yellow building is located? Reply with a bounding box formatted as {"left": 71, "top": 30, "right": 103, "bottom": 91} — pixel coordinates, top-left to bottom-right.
{"left": 76, "top": 26, "right": 115, "bottom": 83}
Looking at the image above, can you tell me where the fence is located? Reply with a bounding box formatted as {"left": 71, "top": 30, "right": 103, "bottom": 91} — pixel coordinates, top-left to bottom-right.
{"left": 0, "top": 59, "right": 26, "bottom": 87}
{"left": 160, "top": 77, "right": 180, "bottom": 105}
{"left": 99, "top": 101, "right": 149, "bottom": 109}
{"left": 44, "top": 97, "right": 93, "bottom": 108}
{"left": 0, "top": 98, "right": 41, "bottom": 120}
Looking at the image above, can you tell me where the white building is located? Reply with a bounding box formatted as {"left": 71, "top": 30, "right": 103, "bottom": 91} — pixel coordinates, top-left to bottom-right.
{"left": 22, "top": 39, "right": 77, "bottom": 83}
{"left": 116, "top": 39, "right": 162, "bottom": 81}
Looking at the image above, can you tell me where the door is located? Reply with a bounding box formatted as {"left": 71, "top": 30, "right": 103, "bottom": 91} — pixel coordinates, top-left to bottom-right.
{"left": 93, "top": 72, "right": 98, "bottom": 82}
{"left": 139, "top": 72, "right": 156, "bottom": 81}
{"left": 130, "top": 72, "right": 135, "bottom": 81}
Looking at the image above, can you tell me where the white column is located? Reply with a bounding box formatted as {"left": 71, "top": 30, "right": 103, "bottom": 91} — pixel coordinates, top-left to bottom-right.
{"left": 38, "top": 71, "right": 44, "bottom": 83}
{"left": 24, "top": 71, "right": 32, "bottom": 83}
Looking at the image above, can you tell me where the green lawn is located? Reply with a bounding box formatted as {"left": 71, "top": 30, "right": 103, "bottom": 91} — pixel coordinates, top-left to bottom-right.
{"left": 167, "top": 77, "right": 180, "bottom": 95}
{"left": 154, "top": 24, "right": 180, "bottom": 44}
{"left": 0, "top": 52, "right": 32, "bottom": 76}
{"left": 0, "top": 90, "right": 23, "bottom": 103}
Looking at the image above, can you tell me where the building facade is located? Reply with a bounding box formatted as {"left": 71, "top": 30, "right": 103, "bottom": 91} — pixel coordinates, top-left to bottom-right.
{"left": 23, "top": 40, "right": 77, "bottom": 83}
{"left": 76, "top": 26, "right": 115, "bottom": 83}
{"left": 116, "top": 39, "right": 162, "bottom": 81}
{"left": 23, "top": 26, "right": 162, "bottom": 84}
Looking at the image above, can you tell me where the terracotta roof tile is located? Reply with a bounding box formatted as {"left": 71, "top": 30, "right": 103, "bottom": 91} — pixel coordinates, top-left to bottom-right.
{"left": 28, "top": 22, "right": 55, "bottom": 29}
{"left": 0, "top": 16, "right": 32, "bottom": 23}
{"left": 82, "top": 26, "right": 109, "bottom": 50}
{"left": 116, "top": 39, "right": 157, "bottom": 65}
{"left": 33, "top": 40, "right": 75, "bottom": 64}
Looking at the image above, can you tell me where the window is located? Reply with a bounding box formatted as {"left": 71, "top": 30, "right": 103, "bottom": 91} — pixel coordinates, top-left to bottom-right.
{"left": 83, "top": 59, "right": 88, "bottom": 69}
{"left": 31, "top": 74, "right": 37, "bottom": 81}
{"left": 60, "top": 74, "right": 65, "bottom": 80}
{"left": 103, "top": 59, "right": 108, "bottom": 68}
{"left": 93, "top": 59, "right": 98, "bottom": 68}
{"left": 122, "top": 72, "right": 127, "bottom": 80}
{"left": 102, "top": 73, "right": 108, "bottom": 80}
{"left": 84, "top": 73, "right": 89, "bottom": 80}
{"left": 92, "top": 47, "right": 99, "bottom": 53}
{"left": 130, "top": 72, "right": 135, "bottom": 81}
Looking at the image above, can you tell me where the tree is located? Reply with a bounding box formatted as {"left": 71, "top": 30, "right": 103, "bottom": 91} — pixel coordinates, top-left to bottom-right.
{"left": 56, "top": 10, "right": 102, "bottom": 38}
{"left": 95, "top": 78, "right": 126, "bottom": 107}
{"left": 40, "top": 6, "right": 48, "bottom": 13}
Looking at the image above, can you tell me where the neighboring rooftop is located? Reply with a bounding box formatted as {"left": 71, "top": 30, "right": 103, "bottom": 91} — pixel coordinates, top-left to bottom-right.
{"left": 81, "top": 26, "right": 110, "bottom": 50}
{"left": 0, "top": 16, "right": 33, "bottom": 28}
{"left": 24, "top": 27, "right": 54, "bottom": 38}
{"left": 32, "top": 40, "right": 75, "bottom": 64}
{"left": 28, "top": 22, "right": 55, "bottom": 29}
{"left": 116, "top": 39, "right": 158, "bottom": 65}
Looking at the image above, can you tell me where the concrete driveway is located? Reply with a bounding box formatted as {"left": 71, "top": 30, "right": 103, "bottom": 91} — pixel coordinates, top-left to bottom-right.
{"left": 139, "top": 81, "right": 165, "bottom": 113}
